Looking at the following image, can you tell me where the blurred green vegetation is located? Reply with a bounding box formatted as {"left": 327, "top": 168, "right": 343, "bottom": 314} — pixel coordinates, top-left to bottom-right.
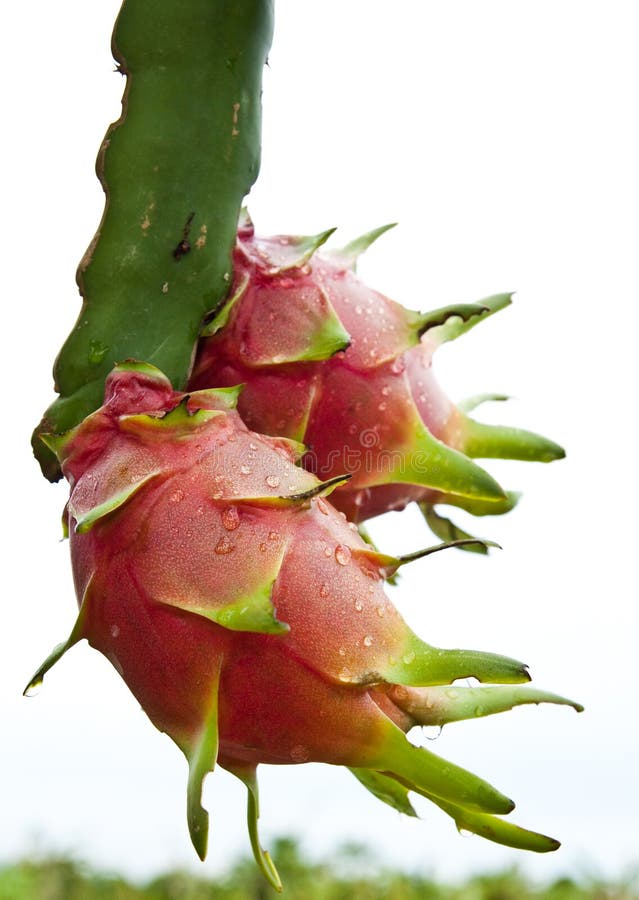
{"left": 0, "top": 839, "right": 636, "bottom": 900}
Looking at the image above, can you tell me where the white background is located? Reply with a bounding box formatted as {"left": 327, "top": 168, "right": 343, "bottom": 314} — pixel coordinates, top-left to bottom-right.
{"left": 2, "top": 0, "right": 637, "bottom": 886}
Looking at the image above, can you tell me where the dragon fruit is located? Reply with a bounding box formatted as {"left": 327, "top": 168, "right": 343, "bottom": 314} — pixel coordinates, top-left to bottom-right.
{"left": 27, "top": 362, "right": 580, "bottom": 890}
{"left": 190, "top": 213, "right": 564, "bottom": 546}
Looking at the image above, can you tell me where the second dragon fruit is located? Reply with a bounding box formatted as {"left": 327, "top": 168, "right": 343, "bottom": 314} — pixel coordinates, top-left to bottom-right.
{"left": 191, "top": 212, "right": 564, "bottom": 544}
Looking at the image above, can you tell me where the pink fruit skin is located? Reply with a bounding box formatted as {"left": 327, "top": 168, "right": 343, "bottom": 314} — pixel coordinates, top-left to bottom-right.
{"left": 59, "top": 366, "right": 449, "bottom": 767}
{"left": 34, "top": 363, "right": 575, "bottom": 871}
{"left": 190, "top": 218, "right": 542, "bottom": 525}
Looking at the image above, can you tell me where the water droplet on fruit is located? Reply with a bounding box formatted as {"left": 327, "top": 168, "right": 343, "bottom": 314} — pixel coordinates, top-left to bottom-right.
{"left": 316, "top": 498, "right": 330, "bottom": 515}
{"left": 402, "top": 650, "right": 415, "bottom": 665}
{"left": 381, "top": 385, "right": 391, "bottom": 396}
{"left": 376, "top": 605, "right": 386, "bottom": 617}
{"left": 355, "top": 305, "right": 363, "bottom": 315}
{"left": 268, "top": 530, "right": 280, "bottom": 542}
{"left": 423, "top": 725, "right": 442, "bottom": 741}
{"left": 324, "top": 546, "right": 332, "bottom": 558}
{"left": 170, "top": 489, "right": 184, "bottom": 503}
{"left": 458, "top": 828, "right": 473, "bottom": 839}
{"left": 24, "top": 679, "right": 43, "bottom": 697}
{"left": 110, "top": 624, "right": 120, "bottom": 638}
{"left": 240, "top": 465, "right": 251, "bottom": 475}
{"left": 212, "top": 490, "right": 223, "bottom": 500}
{"left": 290, "top": 745, "right": 309, "bottom": 763}
{"left": 221, "top": 507, "right": 240, "bottom": 531}
{"left": 249, "top": 442, "right": 258, "bottom": 451}
{"left": 390, "top": 357, "right": 405, "bottom": 375}
{"left": 215, "top": 536, "right": 234, "bottom": 555}
{"left": 474, "top": 706, "right": 484, "bottom": 717}
{"left": 338, "top": 647, "right": 346, "bottom": 656}
{"left": 319, "top": 583, "right": 329, "bottom": 597}
{"left": 265, "top": 474, "right": 280, "bottom": 488}
{"left": 378, "top": 401, "right": 387, "bottom": 411}
{"left": 446, "top": 689, "right": 459, "bottom": 700}
{"left": 363, "top": 634, "right": 373, "bottom": 647}
{"left": 335, "top": 545, "right": 351, "bottom": 566}
{"left": 354, "top": 600, "right": 363, "bottom": 612}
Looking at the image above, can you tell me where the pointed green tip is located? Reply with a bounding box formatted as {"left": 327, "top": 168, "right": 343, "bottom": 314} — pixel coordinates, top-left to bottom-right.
{"left": 397, "top": 538, "right": 501, "bottom": 566}
{"left": 350, "top": 768, "right": 418, "bottom": 818}
{"left": 185, "top": 686, "right": 220, "bottom": 862}
{"left": 332, "top": 222, "right": 397, "bottom": 269}
{"left": 275, "top": 227, "right": 337, "bottom": 271}
{"left": 419, "top": 505, "right": 494, "bottom": 554}
{"left": 460, "top": 417, "right": 566, "bottom": 463}
{"left": 416, "top": 293, "right": 513, "bottom": 344}
{"left": 415, "top": 303, "right": 490, "bottom": 339}
{"left": 285, "top": 473, "right": 351, "bottom": 504}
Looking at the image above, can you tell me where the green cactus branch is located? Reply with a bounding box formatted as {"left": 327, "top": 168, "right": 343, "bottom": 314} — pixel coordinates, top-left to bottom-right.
{"left": 33, "top": 0, "right": 274, "bottom": 480}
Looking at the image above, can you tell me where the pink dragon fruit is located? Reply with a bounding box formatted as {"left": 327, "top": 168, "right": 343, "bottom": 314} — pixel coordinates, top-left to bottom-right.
{"left": 27, "top": 362, "right": 580, "bottom": 890}
{"left": 190, "top": 212, "right": 564, "bottom": 546}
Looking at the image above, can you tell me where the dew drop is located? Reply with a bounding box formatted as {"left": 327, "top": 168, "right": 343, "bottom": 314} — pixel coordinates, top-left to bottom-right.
{"left": 338, "top": 647, "right": 347, "bottom": 657}
{"left": 249, "top": 442, "right": 258, "bottom": 451}
{"left": 390, "top": 357, "right": 405, "bottom": 375}
{"left": 24, "top": 679, "right": 43, "bottom": 698}
{"left": 324, "top": 546, "right": 332, "bottom": 558}
{"left": 423, "top": 725, "right": 443, "bottom": 741}
{"left": 378, "top": 401, "right": 387, "bottom": 412}
{"left": 446, "top": 689, "right": 459, "bottom": 700}
{"left": 215, "top": 536, "right": 235, "bottom": 555}
{"left": 376, "top": 605, "right": 386, "bottom": 617}
{"left": 170, "top": 489, "right": 184, "bottom": 503}
{"left": 381, "top": 385, "right": 391, "bottom": 396}
{"left": 355, "top": 305, "right": 363, "bottom": 315}
{"left": 474, "top": 706, "right": 484, "bottom": 717}
{"left": 240, "top": 465, "right": 251, "bottom": 475}
{"left": 290, "top": 745, "right": 309, "bottom": 763}
{"left": 458, "top": 828, "right": 473, "bottom": 839}
{"left": 265, "top": 474, "right": 280, "bottom": 488}
{"left": 212, "top": 490, "right": 223, "bottom": 500}
{"left": 110, "top": 624, "right": 120, "bottom": 639}
{"left": 335, "top": 544, "right": 351, "bottom": 566}
{"left": 402, "top": 650, "right": 415, "bottom": 665}
{"left": 221, "top": 507, "right": 240, "bottom": 531}
{"left": 354, "top": 600, "right": 363, "bottom": 612}
{"left": 316, "top": 498, "right": 330, "bottom": 515}
{"left": 363, "top": 634, "right": 373, "bottom": 647}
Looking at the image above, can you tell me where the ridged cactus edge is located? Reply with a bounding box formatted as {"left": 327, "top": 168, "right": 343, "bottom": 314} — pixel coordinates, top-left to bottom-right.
{"left": 33, "top": 0, "right": 274, "bottom": 481}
